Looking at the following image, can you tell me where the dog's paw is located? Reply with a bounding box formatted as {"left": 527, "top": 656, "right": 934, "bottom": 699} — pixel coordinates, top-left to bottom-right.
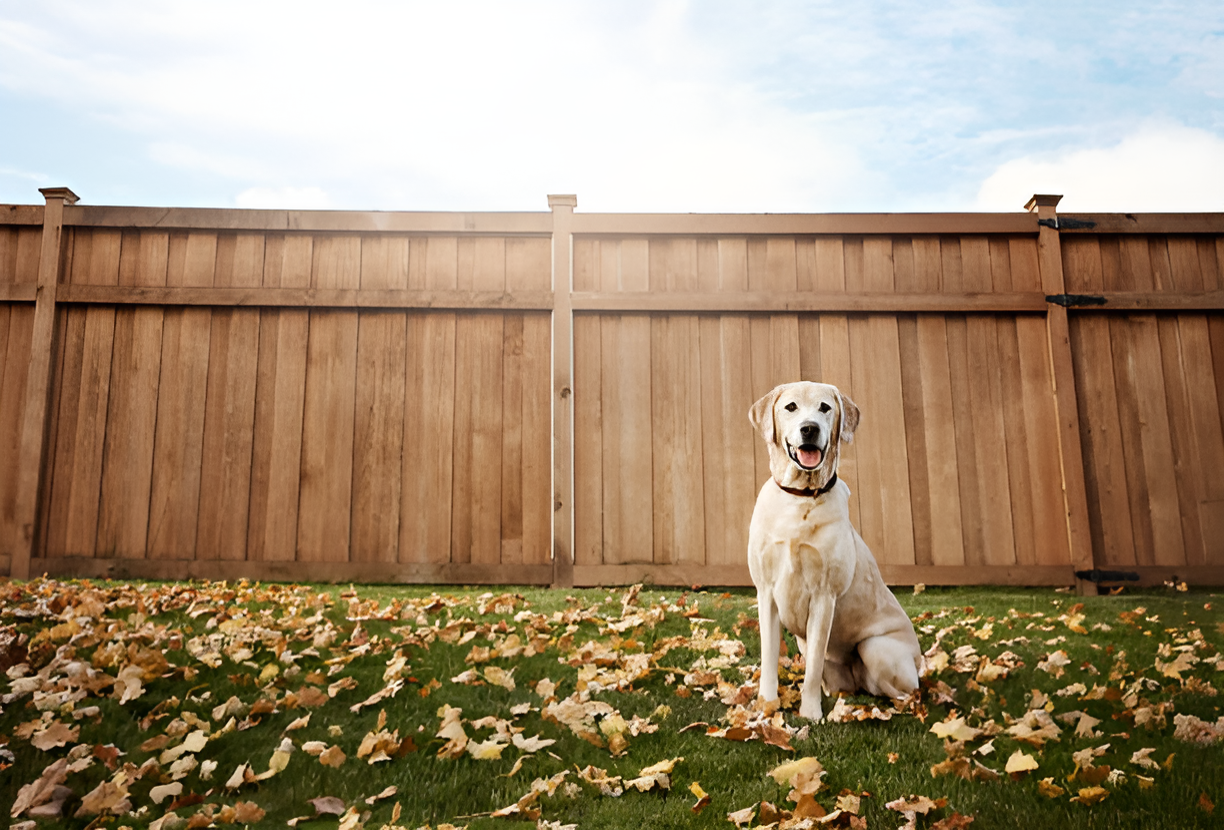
{"left": 799, "top": 699, "right": 824, "bottom": 722}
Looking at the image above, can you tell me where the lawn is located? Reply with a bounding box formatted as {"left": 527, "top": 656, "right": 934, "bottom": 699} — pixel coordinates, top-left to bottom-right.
{"left": 3, "top": 577, "right": 1222, "bottom": 829}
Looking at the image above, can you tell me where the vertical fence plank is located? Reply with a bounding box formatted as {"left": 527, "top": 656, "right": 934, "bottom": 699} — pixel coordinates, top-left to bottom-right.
{"left": 916, "top": 315, "right": 965, "bottom": 567}
{"left": 452, "top": 239, "right": 505, "bottom": 566}
{"left": 1126, "top": 315, "right": 1186, "bottom": 567}
{"left": 1016, "top": 316, "right": 1071, "bottom": 567}
{"left": 351, "top": 236, "right": 409, "bottom": 564}
{"left": 59, "top": 229, "right": 121, "bottom": 557}
{"left": 510, "top": 239, "right": 553, "bottom": 566}
{"left": 148, "top": 233, "right": 215, "bottom": 560}
{"left": 401, "top": 237, "right": 458, "bottom": 566}
{"left": 1177, "top": 316, "right": 1224, "bottom": 564}
{"left": 848, "top": 315, "right": 915, "bottom": 566}
{"left": 400, "top": 312, "right": 456, "bottom": 566}
{"left": 247, "top": 234, "right": 311, "bottom": 561}
{"left": 0, "top": 304, "right": 33, "bottom": 563}
{"left": 196, "top": 233, "right": 263, "bottom": 561}
{"left": 602, "top": 240, "right": 653, "bottom": 565}
{"left": 297, "top": 235, "right": 360, "bottom": 563}
{"left": 967, "top": 315, "right": 1017, "bottom": 566}
{"left": 97, "top": 232, "right": 166, "bottom": 559}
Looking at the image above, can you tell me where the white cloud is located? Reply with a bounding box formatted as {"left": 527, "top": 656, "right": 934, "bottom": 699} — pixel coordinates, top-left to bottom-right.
{"left": 235, "top": 186, "right": 331, "bottom": 210}
{"left": 975, "top": 123, "right": 1224, "bottom": 212}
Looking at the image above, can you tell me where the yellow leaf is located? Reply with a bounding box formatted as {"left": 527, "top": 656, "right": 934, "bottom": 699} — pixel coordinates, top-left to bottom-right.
{"left": 1005, "top": 750, "right": 1039, "bottom": 774}
{"left": 768, "top": 756, "right": 825, "bottom": 785}
{"left": 468, "top": 738, "right": 509, "bottom": 760}
{"left": 930, "top": 716, "right": 981, "bottom": 742}
{"left": 1070, "top": 786, "right": 1109, "bottom": 805}
{"left": 319, "top": 745, "right": 346, "bottom": 768}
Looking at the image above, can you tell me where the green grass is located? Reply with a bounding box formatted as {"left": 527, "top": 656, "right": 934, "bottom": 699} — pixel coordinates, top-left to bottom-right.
{"left": 2, "top": 579, "right": 1222, "bottom": 828}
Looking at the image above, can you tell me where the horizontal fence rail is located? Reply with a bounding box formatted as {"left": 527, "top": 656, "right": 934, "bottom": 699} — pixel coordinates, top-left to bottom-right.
{"left": 1, "top": 189, "right": 1222, "bottom": 591}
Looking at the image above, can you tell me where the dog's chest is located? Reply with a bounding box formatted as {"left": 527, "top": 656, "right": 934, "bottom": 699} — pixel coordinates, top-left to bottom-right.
{"left": 749, "top": 496, "right": 855, "bottom": 593}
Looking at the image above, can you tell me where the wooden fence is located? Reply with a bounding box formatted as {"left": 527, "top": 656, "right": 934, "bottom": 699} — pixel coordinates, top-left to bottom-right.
{"left": 1, "top": 189, "right": 1221, "bottom": 590}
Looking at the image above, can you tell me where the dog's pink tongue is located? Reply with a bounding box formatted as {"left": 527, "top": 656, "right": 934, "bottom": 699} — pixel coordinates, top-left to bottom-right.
{"left": 797, "top": 447, "right": 822, "bottom": 468}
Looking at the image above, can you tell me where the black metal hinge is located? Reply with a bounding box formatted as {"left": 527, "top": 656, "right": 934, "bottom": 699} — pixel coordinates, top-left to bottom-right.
{"left": 1046, "top": 293, "right": 1107, "bottom": 308}
{"left": 1037, "top": 217, "right": 1097, "bottom": 231}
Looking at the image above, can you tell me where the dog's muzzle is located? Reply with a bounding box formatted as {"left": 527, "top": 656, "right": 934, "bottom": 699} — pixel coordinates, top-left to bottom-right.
{"left": 787, "top": 422, "right": 826, "bottom": 470}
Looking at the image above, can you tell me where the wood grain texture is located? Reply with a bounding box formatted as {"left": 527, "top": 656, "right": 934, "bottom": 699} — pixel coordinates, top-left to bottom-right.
{"left": 0, "top": 306, "right": 33, "bottom": 559}
{"left": 350, "top": 236, "right": 409, "bottom": 564}
{"left": 196, "top": 234, "right": 262, "bottom": 561}
{"left": 96, "top": 232, "right": 167, "bottom": 559}
{"left": 400, "top": 313, "right": 456, "bottom": 565}
{"left": 297, "top": 236, "right": 361, "bottom": 562}
{"left": 247, "top": 234, "right": 311, "bottom": 562}
{"left": 848, "top": 315, "right": 915, "bottom": 565}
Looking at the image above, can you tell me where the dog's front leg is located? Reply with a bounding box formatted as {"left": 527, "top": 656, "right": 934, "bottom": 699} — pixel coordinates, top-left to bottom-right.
{"left": 757, "top": 588, "right": 781, "bottom": 703}
{"left": 800, "top": 594, "right": 835, "bottom": 720}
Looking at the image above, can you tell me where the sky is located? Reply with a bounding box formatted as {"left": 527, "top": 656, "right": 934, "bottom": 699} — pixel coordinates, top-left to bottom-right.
{"left": 1, "top": 1, "right": 1222, "bottom": 215}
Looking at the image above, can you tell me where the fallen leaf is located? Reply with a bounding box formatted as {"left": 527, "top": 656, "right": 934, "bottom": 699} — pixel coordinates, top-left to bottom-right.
{"left": 30, "top": 721, "right": 78, "bottom": 751}
{"left": 690, "top": 781, "right": 711, "bottom": 813}
{"left": 1070, "top": 786, "right": 1109, "bottom": 805}
{"left": 309, "top": 796, "right": 347, "bottom": 816}
{"left": 150, "top": 782, "right": 184, "bottom": 805}
{"left": 727, "top": 804, "right": 757, "bottom": 827}
{"left": 1037, "top": 778, "right": 1065, "bottom": 798}
{"left": 11, "top": 758, "right": 69, "bottom": 818}
{"left": 1005, "top": 750, "right": 1039, "bottom": 775}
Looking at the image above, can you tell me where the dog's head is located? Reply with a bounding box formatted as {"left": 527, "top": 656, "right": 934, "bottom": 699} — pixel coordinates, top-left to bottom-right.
{"left": 748, "top": 381, "right": 860, "bottom": 491}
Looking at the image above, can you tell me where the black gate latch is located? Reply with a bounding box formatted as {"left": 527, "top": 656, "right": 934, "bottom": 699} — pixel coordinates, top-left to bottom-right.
{"left": 1046, "top": 294, "right": 1107, "bottom": 308}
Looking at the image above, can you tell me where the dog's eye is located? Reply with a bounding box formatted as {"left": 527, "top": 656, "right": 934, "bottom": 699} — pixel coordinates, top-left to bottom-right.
{"left": 784, "top": 402, "right": 797, "bottom": 412}
{"left": 819, "top": 402, "right": 831, "bottom": 413}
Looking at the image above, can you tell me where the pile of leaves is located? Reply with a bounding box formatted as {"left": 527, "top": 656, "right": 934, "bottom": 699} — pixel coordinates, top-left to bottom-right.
{"left": 2, "top": 578, "right": 1222, "bottom": 829}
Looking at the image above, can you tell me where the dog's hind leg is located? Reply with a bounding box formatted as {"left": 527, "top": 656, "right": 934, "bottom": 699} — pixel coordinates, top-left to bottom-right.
{"left": 800, "top": 594, "right": 835, "bottom": 720}
{"left": 757, "top": 588, "right": 782, "bottom": 703}
{"left": 855, "top": 635, "right": 920, "bottom": 700}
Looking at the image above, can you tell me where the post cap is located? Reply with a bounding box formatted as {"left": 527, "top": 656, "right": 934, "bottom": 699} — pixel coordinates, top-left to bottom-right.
{"left": 39, "top": 187, "right": 80, "bottom": 205}
{"left": 547, "top": 194, "right": 578, "bottom": 209}
{"left": 1024, "top": 194, "right": 1062, "bottom": 212}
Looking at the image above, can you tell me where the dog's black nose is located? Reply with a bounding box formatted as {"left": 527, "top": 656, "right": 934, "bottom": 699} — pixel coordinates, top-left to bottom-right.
{"left": 800, "top": 422, "right": 820, "bottom": 441}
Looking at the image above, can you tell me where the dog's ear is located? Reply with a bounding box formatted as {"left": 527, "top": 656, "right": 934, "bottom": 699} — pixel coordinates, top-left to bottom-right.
{"left": 749, "top": 387, "right": 781, "bottom": 444}
{"left": 838, "top": 392, "right": 860, "bottom": 444}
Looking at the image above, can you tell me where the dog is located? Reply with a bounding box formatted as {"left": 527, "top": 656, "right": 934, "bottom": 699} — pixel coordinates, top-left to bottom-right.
{"left": 747, "top": 381, "right": 922, "bottom": 720}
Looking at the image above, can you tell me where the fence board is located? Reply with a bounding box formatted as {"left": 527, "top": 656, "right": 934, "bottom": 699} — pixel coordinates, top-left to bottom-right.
{"left": 848, "top": 316, "right": 914, "bottom": 565}
{"left": 573, "top": 314, "right": 602, "bottom": 567}
{"left": 521, "top": 313, "right": 551, "bottom": 565}
{"left": 197, "top": 234, "right": 262, "bottom": 561}
{"left": 650, "top": 315, "right": 705, "bottom": 565}
{"left": 298, "top": 235, "right": 361, "bottom": 562}
{"left": 351, "top": 238, "right": 409, "bottom": 564}
{"left": 915, "top": 315, "right": 965, "bottom": 567}
{"left": 96, "top": 232, "right": 167, "bottom": 559}
{"left": 967, "top": 315, "right": 1017, "bottom": 567}
{"left": 0, "top": 306, "right": 33, "bottom": 558}
{"left": 247, "top": 234, "right": 311, "bottom": 562}
{"left": 400, "top": 313, "right": 456, "bottom": 565}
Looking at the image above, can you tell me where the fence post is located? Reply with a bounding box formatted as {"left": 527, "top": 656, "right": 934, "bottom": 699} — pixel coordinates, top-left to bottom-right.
{"left": 12, "top": 186, "right": 78, "bottom": 580}
{"left": 549, "top": 195, "right": 577, "bottom": 588}
{"left": 1027, "top": 194, "right": 1096, "bottom": 595}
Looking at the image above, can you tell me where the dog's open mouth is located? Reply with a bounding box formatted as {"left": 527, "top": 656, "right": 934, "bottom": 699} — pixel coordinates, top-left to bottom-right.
{"left": 788, "top": 442, "right": 823, "bottom": 470}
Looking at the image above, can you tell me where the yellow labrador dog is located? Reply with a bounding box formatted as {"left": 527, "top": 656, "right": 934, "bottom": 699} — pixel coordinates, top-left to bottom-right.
{"left": 748, "top": 381, "right": 922, "bottom": 720}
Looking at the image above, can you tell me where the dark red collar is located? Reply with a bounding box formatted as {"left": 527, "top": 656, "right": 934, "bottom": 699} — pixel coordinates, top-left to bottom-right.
{"left": 775, "top": 472, "right": 838, "bottom": 498}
